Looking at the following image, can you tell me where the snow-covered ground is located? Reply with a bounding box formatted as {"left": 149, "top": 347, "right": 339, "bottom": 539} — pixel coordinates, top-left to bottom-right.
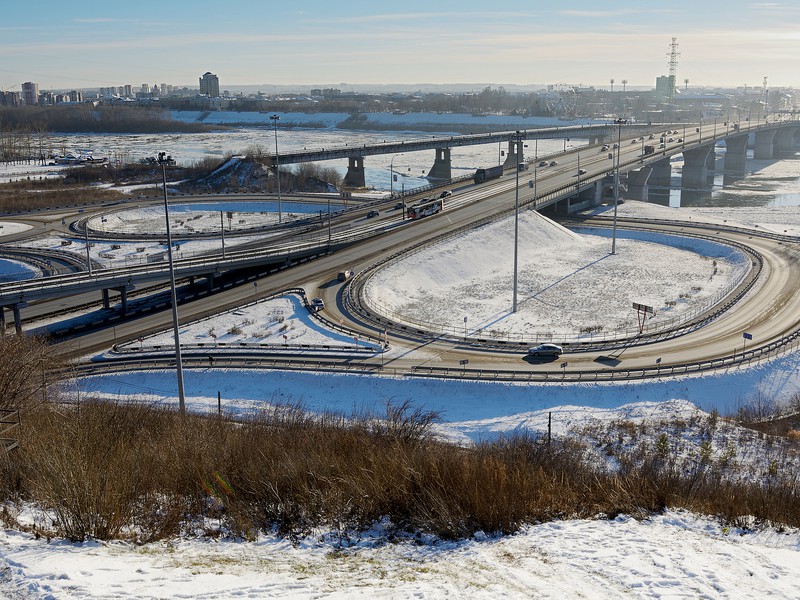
{"left": 364, "top": 209, "right": 749, "bottom": 340}
{"left": 2, "top": 123, "right": 800, "bottom": 598}
{"left": 2, "top": 509, "right": 799, "bottom": 599}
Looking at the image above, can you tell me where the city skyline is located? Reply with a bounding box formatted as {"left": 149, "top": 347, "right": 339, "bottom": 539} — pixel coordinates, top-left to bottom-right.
{"left": 2, "top": 1, "right": 799, "bottom": 92}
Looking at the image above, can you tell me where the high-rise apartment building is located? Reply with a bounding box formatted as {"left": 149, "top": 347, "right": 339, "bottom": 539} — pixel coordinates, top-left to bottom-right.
{"left": 21, "top": 81, "right": 39, "bottom": 105}
{"left": 199, "top": 72, "right": 220, "bottom": 97}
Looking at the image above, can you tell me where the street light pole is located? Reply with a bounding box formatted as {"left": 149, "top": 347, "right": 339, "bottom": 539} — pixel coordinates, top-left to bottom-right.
{"left": 270, "top": 114, "right": 282, "bottom": 224}
{"left": 611, "top": 119, "right": 622, "bottom": 255}
{"left": 512, "top": 131, "right": 521, "bottom": 313}
{"left": 158, "top": 152, "right": 186, "bottom": 413}
{"left": 390, "top": 153, "right": 403, "bottom": 198}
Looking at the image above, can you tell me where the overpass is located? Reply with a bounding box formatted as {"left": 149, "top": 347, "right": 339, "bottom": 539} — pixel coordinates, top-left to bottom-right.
{"left": 1, "top": 118, "right": 797, "bottom": 333}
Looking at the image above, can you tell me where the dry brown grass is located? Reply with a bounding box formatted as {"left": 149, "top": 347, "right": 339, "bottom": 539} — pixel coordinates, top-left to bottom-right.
{"left": 1, "top": 396, "right": 798, "bottom": 543}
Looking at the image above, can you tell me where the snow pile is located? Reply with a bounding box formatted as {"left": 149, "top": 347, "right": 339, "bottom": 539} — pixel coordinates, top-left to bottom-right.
{"left": 364, "top": 209, "right": 748, "bottom": 339}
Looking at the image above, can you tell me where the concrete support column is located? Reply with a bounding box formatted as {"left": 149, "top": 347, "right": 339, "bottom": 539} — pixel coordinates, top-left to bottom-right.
{"left": 625, "top": 167, "right": 652, "bottom": 201}
{"left": 102, "top": 288, "right": 110, "bottom": 310}
{"left": 117, "top": 287, "right": 128, "bottom": 316}
{"left": 648, "top": 158, "right": 672, "bottom": 189}
{"left": 206, "top": 274, "right": 215, "bottom": 292}
{"left": 0, "top": 307, "right": 5, "bottom": 335}
{"left": 343, "top": 156, "right": 366, "bottom": 188}
{"left": 723, "top": 134, "right": 749, "bottom": 176}
{"left": 705, "top": 146, "right": 717, "bottom": 170}
{"left": 774, "top": 127, "right": 799, "bottom": 154}
{"left": 503, "top": 139, "right": 524, "bottom": 169}
{"left": 754, "top": 129, "right": 777, "bottom": 160}
{"left": 681, "top": 145, "right": 713, "bottom": 189}
{"left": 427, "top": 148, "right": 452, "bottom": 180}
{"left": 11, "top": 304, "right": 22, "bottom": 335}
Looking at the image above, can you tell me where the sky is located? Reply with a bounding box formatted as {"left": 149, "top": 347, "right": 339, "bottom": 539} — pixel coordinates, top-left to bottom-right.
{"left": 1, "top": 1, "right": 799, "bottom": 92}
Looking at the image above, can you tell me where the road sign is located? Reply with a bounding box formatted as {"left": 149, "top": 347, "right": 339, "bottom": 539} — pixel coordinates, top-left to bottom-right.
{"left": 743, "top": 332, "right": 753, "bottom": 340}
{"left": 459, "top": 359, "right": 469, "bottom": 366}
{"left": 632, "top": 302, "right": 655, "bottom": 315}
{"left": 560, "top": 362, "right": 568, "bottom": 369}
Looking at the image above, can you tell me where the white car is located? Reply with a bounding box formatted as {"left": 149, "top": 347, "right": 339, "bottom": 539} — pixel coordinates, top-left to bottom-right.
{"left": 311, "top": 297, "right": 325, "bottom": 311}
{"left": 527, "top": 343, "right": 563, "bottom": 358}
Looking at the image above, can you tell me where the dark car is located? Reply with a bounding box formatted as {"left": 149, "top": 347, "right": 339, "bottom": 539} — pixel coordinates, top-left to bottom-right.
{"left": 367, "top": 210, "right": 380, "bottom": 218}
{"left": 527, "top": 343, "right": 562, "bottom": 358}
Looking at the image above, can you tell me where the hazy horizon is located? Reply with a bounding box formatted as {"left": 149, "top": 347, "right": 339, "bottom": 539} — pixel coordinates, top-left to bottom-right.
{"left": 3, "top": 1, "right": 799, "bottom": 92}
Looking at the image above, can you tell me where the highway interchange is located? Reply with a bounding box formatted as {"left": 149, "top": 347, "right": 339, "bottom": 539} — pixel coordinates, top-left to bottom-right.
{"left": 2, "top": 120, "right": 800, "bottom": 382}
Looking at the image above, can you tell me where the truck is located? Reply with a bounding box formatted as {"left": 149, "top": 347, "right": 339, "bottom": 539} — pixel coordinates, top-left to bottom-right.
{"left": 643, "top": 145, "right": 655, "bottom": 156}
{"left": 473, "top": 165, "right": 504, "bottom": 184}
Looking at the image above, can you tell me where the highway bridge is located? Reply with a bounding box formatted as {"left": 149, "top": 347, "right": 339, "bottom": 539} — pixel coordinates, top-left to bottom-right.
{"left": 2, "top": 117, "right": 800, "bottom": 381}
{"left": 269, "top": 117, "right": 800, "bottom": 187}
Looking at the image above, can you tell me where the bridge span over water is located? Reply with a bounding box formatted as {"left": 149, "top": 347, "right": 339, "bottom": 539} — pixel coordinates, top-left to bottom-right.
{"left": 269, "top": 118, "right": 800, "bottom": 187}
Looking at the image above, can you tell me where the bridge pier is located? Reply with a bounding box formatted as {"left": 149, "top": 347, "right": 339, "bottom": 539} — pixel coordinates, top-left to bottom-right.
{"left": 648, "top": 158, "right": 672, "bottom": 189}
{"left": 774, "top": 127, "right": 799, "bottom": 155}
{"left": 502, "top": 139, "right": 524, "bottom": 169}
{"left": 625, "top": 167, "right": 652, "bottom": 201}
{"left": 706, "top": 145, "right": 717, "bottom": 171}
{"left": 723, "top": 134, "right": 749, "bottom": 177}
{"left": 681, "top": 145, "right": 714, "bottom": 189}
{"left": 427, "top": 148, "right": 452, "bottom": 180}
{"left": 0, "top": 307, "right": 5, "bottom": 335}
{"left": 343, "top": 156, "right": 366, "bottom": 188}
{"left": 102, "top": 288, "right": 110, "bottom": 310}
{"left": 754, "top": 129, "right": 777, "bottom": 160}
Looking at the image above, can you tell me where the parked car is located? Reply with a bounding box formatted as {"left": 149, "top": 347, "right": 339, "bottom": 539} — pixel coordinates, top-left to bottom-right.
{"left": 527, "top": 343, "right": 563, "bottom": 358}
{"left": 367, "top": 210, "right": 380, "bottom": 218}
{"left": 311, "top": 297, "right": 325, "bottom": 311}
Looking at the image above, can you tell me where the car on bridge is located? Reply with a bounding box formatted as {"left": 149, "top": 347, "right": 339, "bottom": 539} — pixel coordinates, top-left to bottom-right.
{"left": 539, "top": 161, "right": 548, "bottom": 167}
{"left": 527, "top": 343, "right": 562, "bottom": 358}
{"left": 367, "top": 210, "right": 380, "bottom": 218}
{"left": 439, "top": 190, "right": 452, "bottom": 198}
{"left": 311, "top": 297, "right": 325, "bottom": 311}
{"left": 549, "top": 160, "right": 558, "bottom": 166}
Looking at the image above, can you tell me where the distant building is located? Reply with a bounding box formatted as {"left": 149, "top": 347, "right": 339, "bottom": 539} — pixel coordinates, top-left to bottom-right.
{"left": 199, "top": 72, "right": 220, "bottom": 97}
{"left": 655, "top": 75, "right": 675, "bottom": 100}
{"left": 21, "top": 81, "right": 39, "bottom": 105}
{"left": 141, "top": 83, "right": 150, "bottom": 94}
{"left": 123, "top": 84, "right": 132, "bottom": 97}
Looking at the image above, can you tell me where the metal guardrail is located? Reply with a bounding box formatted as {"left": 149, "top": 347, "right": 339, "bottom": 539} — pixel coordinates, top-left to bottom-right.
{"left": 0, "top": 409, "right": 20, "bottom": 453}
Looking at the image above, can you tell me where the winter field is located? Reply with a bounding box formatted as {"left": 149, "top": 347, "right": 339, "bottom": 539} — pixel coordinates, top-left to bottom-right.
{"left": 2, "top": 128, "right": 800, "bottom": 598}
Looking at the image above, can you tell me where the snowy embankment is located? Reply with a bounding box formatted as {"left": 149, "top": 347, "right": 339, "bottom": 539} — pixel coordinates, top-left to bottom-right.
{"left": 2, "top": 509, "right": 799, "bottom": 599}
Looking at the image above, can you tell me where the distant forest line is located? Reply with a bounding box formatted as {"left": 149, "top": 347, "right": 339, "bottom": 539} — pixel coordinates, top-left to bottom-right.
{"left": 0, "top": 105, "right": 220, "bottom": 134}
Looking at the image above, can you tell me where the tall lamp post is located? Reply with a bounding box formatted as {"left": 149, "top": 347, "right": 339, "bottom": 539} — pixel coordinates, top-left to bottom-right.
{"left": 390, "top": 153, "right": 404, "bottom": 198}
{"left": 158, "top": 152, "right": 186, "bottom": 413}
{"left": 611, "top": 118, "right": 623, "bottom": 255}
{"left": 270, "top": 114, "right": 283, "bottom": 224}
{"left": 512, "top": 131, "right": 521, "bottom": 313}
